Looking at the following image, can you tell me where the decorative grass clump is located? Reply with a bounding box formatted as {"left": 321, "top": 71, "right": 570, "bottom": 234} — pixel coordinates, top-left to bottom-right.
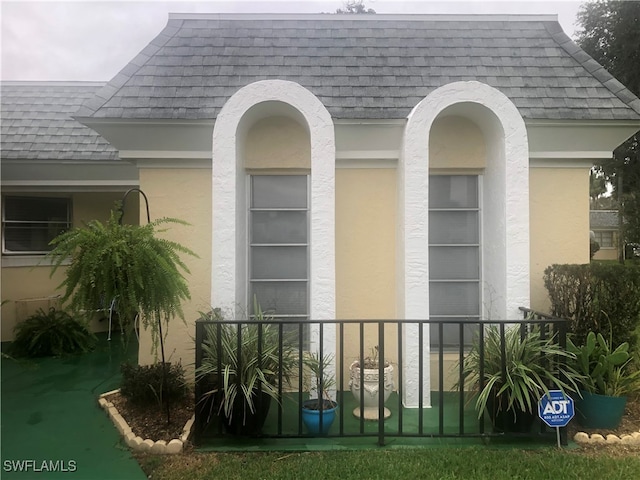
{"left": 120, "top": 362, "right": 188, "bottom": 408}
{"left": 11, "top": 307, "right": 96, "bottom": 357}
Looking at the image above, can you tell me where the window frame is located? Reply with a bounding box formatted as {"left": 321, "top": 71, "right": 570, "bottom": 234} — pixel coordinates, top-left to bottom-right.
{"left": 594, "top": 230, "right": 614, "bottom": 248}
{"left": 248, "top": 175, "right": 310, "bottom": 322}
{"left": 428, "top": 175, "right": 483, "bottom": 348}
{"left": 2, "top": 195, "right": 72, "bottom": 256}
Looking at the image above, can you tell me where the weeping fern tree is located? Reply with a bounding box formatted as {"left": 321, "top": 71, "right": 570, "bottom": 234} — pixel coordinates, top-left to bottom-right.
{"left": 49, "top": 206, "right": 196, "bottom": 352}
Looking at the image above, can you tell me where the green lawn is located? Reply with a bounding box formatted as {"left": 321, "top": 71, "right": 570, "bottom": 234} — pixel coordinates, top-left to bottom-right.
{"left": 139, "top": 447, "right": 640, "bottom": 480}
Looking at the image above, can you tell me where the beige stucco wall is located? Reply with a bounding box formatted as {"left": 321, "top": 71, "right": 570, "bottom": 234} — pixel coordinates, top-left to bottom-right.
{"left": 429, "top": 115, "right": 486, "bottom": 170}
{"left": 529, "top": 167, "right": 590, "bottom": 312}
{"left": 245, "top": 116, "right": 311, "bottom": 170}
{"left": 136, "top": 168, "right": 212, "bottom": 367}
{"left": 1, "top": 192, "right": 139, "bottom": 341}
{"left": 336, "top": 168, "right": 397, "bottom": 383}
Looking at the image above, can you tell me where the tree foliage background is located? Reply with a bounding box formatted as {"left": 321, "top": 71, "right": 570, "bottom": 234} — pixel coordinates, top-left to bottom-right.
{"left": 576, "top": 0, "right": 640, "bottom": 245}
{"left": 336, "top": 1, "right": 375, "bottom": 14}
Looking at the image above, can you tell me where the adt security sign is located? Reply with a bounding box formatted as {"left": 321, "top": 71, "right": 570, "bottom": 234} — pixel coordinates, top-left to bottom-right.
{"left": 538, "top": 390, "right": 574, "bottom": 428}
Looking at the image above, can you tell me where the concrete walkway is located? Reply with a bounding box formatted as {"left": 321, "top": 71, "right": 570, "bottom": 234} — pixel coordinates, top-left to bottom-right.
{"left": 1, "top": 335, "right": 146, "bottom": 480}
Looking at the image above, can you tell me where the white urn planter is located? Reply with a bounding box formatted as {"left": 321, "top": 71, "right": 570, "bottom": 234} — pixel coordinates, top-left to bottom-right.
{"left": 349, "top": 360, "right": 395, "bottom": 420}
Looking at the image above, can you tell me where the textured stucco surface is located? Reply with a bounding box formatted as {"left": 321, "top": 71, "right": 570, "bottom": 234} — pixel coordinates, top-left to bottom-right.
{"left": 529, "top": 167, "right": 589, "bottom": 312}
{"left": 429, "top": 116, "right": 486, "bottom": 171}
{"left": 137, "top": 167, "right": 212, "bottom": 367}
{"left": 245, "top": 116, "right": 311, "bottom": 170}
{"left": 399, "top": 80, "right": 530, "bottom": 407}
{"left": 210, "top": 80, "right": 336, "bottom": 380}
{"left": 336, "top": 168, "right": 397, "bottom": 383}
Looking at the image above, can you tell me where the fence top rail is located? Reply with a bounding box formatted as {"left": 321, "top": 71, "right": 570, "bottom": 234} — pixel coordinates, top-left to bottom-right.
{"left": 518, "top": 307, "right": 564, "bottom": 321}
{"left": 195, "top": 317, "right": 569, "bottom": 326}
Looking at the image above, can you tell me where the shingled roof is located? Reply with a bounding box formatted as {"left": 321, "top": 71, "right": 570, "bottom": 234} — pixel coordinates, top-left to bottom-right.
{"left": 590, "top": 210, "right": 619, "bottom": 229}
{"left": 75, "top": 14, "right": 640, "bottom": 122}
{"left": 1, "top": 82, "right": 119, "bottom": 161}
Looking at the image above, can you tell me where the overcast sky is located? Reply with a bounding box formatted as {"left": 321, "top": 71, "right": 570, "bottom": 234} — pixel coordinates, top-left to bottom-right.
{"left": 1, "top": 0, "right": 585, "bottom": 81}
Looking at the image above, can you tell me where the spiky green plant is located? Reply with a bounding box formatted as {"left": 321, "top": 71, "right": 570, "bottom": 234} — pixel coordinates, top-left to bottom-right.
{"left": 196, "top": 299, "right": 297, "bottom": 426}
{"left": 48, "top": 207, "right": 197, "bottom": 353}
{"left": 302, "top": 351, "right": 336, "bottom": 410}
{"left": 459, "top": 325, "right": 583, "bottom": 420}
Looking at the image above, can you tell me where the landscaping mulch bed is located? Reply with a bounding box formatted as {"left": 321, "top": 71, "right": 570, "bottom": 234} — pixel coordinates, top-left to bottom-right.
{"left": 106, "top": 392, "right": 195, "bottom": 443}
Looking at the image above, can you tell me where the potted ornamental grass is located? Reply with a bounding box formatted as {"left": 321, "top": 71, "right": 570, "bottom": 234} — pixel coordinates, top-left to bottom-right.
{"left": 301, "top": 351, "right": 338, "bottom": 435}
{"left": 195, "top": 299, "right": 297, "bottom": 435}
{"left": 460, "top": 325, "right": 583, "bottom": 432}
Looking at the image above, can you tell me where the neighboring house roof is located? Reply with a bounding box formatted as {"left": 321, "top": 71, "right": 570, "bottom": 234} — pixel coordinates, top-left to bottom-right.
{"left": 75, "top": 14, "right": 640, "bottom": 121}
{"left": 590, "top": 210, "right": 619, "bottom": 229}
{"left": 1, "top": 82, "right": 119, "bottom": 161}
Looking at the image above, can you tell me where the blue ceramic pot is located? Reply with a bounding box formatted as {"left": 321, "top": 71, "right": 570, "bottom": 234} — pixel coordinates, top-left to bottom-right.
{"left": 301, "top": 399, "right": 338, "bottom": 435}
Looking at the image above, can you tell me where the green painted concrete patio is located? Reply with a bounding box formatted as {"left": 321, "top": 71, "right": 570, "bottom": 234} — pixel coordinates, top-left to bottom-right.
{"left": 197, "top": 391, "right": 560, "bottom": 451}
{"left": 1, "top": 335, "right": 145, "bottom": 480}
{"left": 0, "top": 334, "right": 563, "bottom": 479}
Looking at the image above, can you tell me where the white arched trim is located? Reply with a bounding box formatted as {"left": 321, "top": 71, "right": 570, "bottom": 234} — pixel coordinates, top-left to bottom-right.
{"left": 211, "top": 80, "right": 336, "bottom": 364}
{"left": 399, "top": 81, "right": 530, "bottom": 407}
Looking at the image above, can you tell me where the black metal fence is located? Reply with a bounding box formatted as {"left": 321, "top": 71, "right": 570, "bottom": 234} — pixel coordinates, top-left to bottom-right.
{"left": 194, "top": 310, "right": 569, "bottom": 446}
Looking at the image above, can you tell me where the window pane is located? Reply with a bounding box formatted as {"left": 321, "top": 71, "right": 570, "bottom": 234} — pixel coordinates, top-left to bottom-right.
{"left": 595, "top": 231, "right": 613, "bottom": 248}
{"left": 251, "top": 246, "right": 307, "bottom": 279}
{"left": 251, "top": 176, "right": 307, "bottom": 208}
{"left": 429, "top": 319, "right": 479, "bottom": 348}
{"left": 251, "top": 282, "right": 308, "bottom": 315}
{"left": 429, "top": 282, "right": 479, "bottom": 316}
{"left": 4, "top": 224, "right": 67, "bottom": 252}
{"left": 5, "top": 197, "right": 69, "bottom": 222}
{"left": 251, "top": 211, "right": 307, "bottom": 244}
{"left": 430, "top": 176, "right": 478, "bottom": 209}
{"left": 429, "top": 211, "right": 479, "bottom": 244}
{"left": 430, "top": 246, "right": 479, "bottom": 280}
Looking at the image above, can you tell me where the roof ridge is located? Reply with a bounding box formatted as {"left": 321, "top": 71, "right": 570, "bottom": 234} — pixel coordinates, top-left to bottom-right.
{"left": 169, "top": 12, "right": 558, "bottom": 22}
{"left": 74, "top": 18, "right": 184, "bottom": 118}
{"left": 1, "top": 81, "right": 106, "bottom": 86}
{"left": 544, "top": 21, "right": 640, "bottom": 117}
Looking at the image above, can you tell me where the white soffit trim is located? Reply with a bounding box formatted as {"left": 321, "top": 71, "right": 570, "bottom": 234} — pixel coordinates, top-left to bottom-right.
{"left": 1, "top": 181, "right": 139, "bottom": 193}
{"left": 530, "top": 158, "right": 599, "bottom": 168}
{"left": 120, "top": 150, "right": 211, "bottom": 160}
{"left": 211, "top": 79, "right": 336, "bottom": 321}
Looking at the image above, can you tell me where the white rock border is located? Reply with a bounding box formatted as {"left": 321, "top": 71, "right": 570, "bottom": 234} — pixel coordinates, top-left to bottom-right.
{"left": 98, "top": 389, "right": 194, "bottom": 455}
{"left": 573, "top": 430, "right": 640, "bottom": 446}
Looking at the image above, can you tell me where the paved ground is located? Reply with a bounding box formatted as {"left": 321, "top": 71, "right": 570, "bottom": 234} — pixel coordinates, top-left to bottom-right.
{"left": 1, "top": 335, "right": 146, "bottom": 480}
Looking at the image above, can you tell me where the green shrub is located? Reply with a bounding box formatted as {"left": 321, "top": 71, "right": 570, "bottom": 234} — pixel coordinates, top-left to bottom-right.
{"left": 120, "top": 362, "right": 188, "bottom": 408}
{"left": 11, "top": 308, "right": 96, "bottom": 357}
{"left": 544, "top": 263, "right": 640, "bottom": 350}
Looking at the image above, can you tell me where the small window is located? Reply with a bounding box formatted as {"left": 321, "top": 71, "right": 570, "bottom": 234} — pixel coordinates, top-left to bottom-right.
{"left": 2, "top": 196, "right": 71, "bottom": 254}
{"left": 249, "top": 176, "right": 308, "bottom": 320}
{"left": 594, "top": 230, "right": 614, "bottom": 248}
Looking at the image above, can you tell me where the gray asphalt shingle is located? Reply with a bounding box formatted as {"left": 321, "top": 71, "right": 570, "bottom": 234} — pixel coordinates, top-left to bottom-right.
{"left": 590, "top": 211, "right": 620, "bottom": 229}
{"left": 1, "top": 83, "right": 119, "bottom": 161}
{"left": 75, "top": 14, "right": 640, "bottom": 121}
